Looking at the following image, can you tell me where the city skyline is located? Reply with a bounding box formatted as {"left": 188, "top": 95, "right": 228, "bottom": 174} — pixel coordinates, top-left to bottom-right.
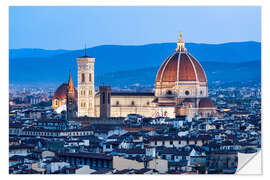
{"left": 9, "top": 6, "right": 261, "bottom": 50}
{"left": 8, "top": 6, "right": 262, "bottom": 174}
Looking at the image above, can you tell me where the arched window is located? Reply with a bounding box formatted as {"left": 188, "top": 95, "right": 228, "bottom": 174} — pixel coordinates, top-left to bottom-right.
{"left": 81, "top": 73, "right": 85, "bottom": 82}
{"left": 166, "top": 90, "right": 172, "bottom": 95}
{"left": 81, "top": 102, "right": 86, "bottom": 107}
{"left": 89, "top": 73, "right": 91, "bottom": 82}
{"left": 116, "top": 101, "right": 119, "bottom": 106}
{"left": 131, "top": 101, "right": 135, "bottom": 106}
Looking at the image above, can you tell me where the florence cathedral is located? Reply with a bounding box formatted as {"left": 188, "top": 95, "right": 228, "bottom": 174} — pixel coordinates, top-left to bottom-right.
{"left": 52, "top": 33, "right": 217, "bottom": 120}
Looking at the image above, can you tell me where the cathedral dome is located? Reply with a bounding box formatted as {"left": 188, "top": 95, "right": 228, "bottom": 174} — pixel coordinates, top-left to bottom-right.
{"left": 155, "top": 33, "right": 207, "bottom": 84}
{"left": 53, "top": 83, "right": 68, "bottom": 100}
{"left": 199, "top": 97, "right": 216, "bottom": 108}
{"left": 53, "top": 83, "right": 78, "bottom": 100}
{"left": 155, "top": 52, "right": 207, "bottom": 83}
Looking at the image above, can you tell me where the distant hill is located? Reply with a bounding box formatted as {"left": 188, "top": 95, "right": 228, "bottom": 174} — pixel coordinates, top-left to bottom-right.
{"left": 9, "top": 41, "right": 261, "bottom": 87}
{"left": 9, "top": 48, "right": 70, "bottom": 59}
{"left": 95, "top": 61, "right": 261, "bottom": 88}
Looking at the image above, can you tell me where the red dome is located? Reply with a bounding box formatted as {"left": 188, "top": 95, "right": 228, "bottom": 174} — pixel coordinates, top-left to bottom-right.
{"left": 156, "top": 52, "right": 207, "bottom": 83}
{"left": 199, "top": 98, "right": 216, "bottom": 108}
{"left": 53, "top": 83, "right": 78, "bottom": 100}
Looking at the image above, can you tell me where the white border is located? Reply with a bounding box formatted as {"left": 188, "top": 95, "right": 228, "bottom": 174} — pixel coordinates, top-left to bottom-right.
{"left": 2, "top": 0, "right": 268, "bottom": 180}
{"left": 7, "top": 0, "right": 264, "bottom": 6}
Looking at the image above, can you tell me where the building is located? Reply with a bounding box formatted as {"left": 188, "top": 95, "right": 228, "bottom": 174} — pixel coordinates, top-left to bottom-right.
{"left": 66, "top": 72, "right": 77, "bottom": 120}
{"left": 53, "top": 33, "right": 217, "bottom": 119}
{"left": 59, "top": 152, "right": 113, "bottom": 170}
{"left": 113, "top": 156, "right": 168, "bottom": 173}
{"left": 77, "top": 49, "right": 95, "bottom": 117}
{"left": 52, "top": 77, "right": 78, "bottom": 111}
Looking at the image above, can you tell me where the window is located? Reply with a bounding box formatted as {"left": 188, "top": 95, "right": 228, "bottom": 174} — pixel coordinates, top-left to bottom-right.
{"left": 89, "top": 90, "right": 92, "bottom": 95}
{"left": 166, "top": 90, "right": 172, "bottom": 95}
{"left": 102, "top": 92, "right": 105, "bottom": 104}
{"left": 93, "top": 159, "right": 96, "bottom": 167}
{"left": 81, "top": 90, "right": 85, "bottom": 95}
{"left": 108, "top": 93, "right": 110, "bottom": 104}
{"left": 170, "top": 141, "right": 173, "bottom": 145}
{"left": 116, "top": 101, "right": 119, "bottom": 106}
{"left": 179, "top": 140, "right": 181, "bottom": 144}
{"left": 98, "top": 160, "right": 102, "bottom": 168}
{"left": 200, "top": 90, "right": 203, "bottom": 95}
{"left": 81, "top": 102, "right": 86, "bottom": 107}
{"left": 89, "top": 73, "right": 92, "bottom": 82}
{"left": 104, "top": 160, "right": 108, "bottom": 168}
{"left": 131, "top": 101, "right": 135, "bottom": 106}
{"left": 86, "top": 159, "right": 90, "bottom": 166}
{"left": 185, "top": 90, "right": 190, "bottom": 96}
{"left": 146, "top": 102, "right": 150, "bottom": 106}
{"left": 81, "top": 73, "right": 85, "bottom": 82}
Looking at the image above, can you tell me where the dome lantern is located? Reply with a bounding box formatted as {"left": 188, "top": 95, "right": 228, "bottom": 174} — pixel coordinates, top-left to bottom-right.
{"left": 175, "top": 32, "right": 187, "bottom": 52}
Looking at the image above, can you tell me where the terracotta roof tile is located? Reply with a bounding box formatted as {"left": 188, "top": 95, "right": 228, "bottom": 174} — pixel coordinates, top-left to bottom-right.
{"left": 155, "top": 52, "right": 207, "bottom": 83}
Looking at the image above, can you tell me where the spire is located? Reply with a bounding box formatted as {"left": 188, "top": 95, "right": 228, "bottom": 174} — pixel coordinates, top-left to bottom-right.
{"left": 79, "top": 44, "right": 90, "bottom": 58}
{"left": 84, "top": 44, "right": 87, "bottom": 57}
{"left": 68, "top": 71, "right": 74, "bottom": 92}
{"left": 176, "top": 32, "right": 187, "bottom": 52}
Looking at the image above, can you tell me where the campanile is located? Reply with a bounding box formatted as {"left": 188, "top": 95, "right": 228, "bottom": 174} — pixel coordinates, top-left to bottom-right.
{"left": 77, "top": 49, "right": 95, "bottom": 117}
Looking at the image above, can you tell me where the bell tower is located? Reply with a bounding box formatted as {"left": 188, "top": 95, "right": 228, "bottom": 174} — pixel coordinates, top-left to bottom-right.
{"left": 77, "top": 47, "right": 95, "bottom": 117}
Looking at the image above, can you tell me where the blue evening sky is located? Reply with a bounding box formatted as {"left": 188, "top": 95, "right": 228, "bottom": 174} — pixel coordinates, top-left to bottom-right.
{"left": 9, "top": 6, "right": 261, "bottom": 50}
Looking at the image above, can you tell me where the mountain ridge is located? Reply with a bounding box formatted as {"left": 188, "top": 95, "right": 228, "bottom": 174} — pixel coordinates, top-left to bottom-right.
{"left": 9, "top": 41, "right": 261, "bottom": 88}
